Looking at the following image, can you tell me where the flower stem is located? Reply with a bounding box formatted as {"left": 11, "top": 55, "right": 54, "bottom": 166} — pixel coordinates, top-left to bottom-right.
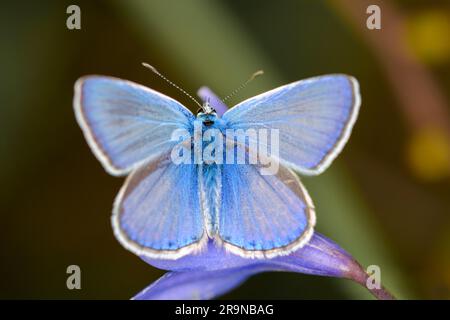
{"left": 347, "top": 260, "right": 397, "bottom": 300}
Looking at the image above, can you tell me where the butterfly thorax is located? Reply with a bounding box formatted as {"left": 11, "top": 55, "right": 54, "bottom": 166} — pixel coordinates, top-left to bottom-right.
{"left": 193, "top": 112, "right": 228, "bottom": 163}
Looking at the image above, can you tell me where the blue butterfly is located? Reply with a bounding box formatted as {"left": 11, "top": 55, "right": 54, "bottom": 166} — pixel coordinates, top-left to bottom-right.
{"left": 73, "top": 73, "right": 360, "bottom": 259}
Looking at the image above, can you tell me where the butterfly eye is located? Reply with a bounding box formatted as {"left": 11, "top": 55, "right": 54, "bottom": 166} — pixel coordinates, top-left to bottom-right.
{"left": 203, "top": 119, "right": 214, "bottom": 126}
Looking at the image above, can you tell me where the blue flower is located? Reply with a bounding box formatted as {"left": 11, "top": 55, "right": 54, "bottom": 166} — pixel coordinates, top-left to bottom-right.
{"left": 132, "top": 87, "right": 395, "bottom": 300}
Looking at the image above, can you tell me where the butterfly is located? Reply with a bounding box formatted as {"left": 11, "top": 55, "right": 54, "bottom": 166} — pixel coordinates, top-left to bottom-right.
{"left": 73, "top": 72, "right": 360, "bottom": 260}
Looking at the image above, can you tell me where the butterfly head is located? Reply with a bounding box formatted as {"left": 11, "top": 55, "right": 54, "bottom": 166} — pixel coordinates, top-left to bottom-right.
{"left": 197, "top": 101, "right": 217, "bottom": 126}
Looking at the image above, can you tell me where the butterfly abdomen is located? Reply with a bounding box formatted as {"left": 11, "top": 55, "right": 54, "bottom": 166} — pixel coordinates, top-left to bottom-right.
{"left": 199, "top": 163, "right": 221, "bottom": 237}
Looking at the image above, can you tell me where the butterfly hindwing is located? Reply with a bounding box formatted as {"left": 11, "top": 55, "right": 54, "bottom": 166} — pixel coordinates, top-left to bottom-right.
{"left": 222, "top": 74, "right": 360, "bottom": 175}
{"left": 112, "top": 152, "right": 206, "bottom": 259}
{"left": 216, "top": 159, "right": 315, "bottom": 258}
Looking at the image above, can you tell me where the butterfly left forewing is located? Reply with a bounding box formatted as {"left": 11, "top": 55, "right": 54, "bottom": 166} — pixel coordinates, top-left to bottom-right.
{"left": 74, "top": 76, "right": 195, "bottom": 176}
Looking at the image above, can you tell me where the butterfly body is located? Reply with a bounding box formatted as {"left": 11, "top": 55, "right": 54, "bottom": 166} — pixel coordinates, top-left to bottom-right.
{"left": 194, "top": 110, "right": 226, "bottom": 237}
{"left": 74, "top": 74, "right": 360, "bottom": 259}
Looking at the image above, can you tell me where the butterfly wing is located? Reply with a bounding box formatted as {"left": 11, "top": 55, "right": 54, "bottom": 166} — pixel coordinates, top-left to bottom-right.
{"left": 112, "top": 152, "right": 206, "bottom": 259}
{"left": 222, "top": 74, "right": 360, "bottom": 175}
{"left": 74, "top": 76, "right": 195, "bottom": 176}
{"left": 217, "top": 160, "right": 315, "bottom": 258}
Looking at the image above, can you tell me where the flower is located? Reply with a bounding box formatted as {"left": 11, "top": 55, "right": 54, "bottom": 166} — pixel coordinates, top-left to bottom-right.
{"left": 132, "top": 87, "right": 395, "bottom": 300}
{"left": 135, "top": 233, "right": 394, "bottom": 300}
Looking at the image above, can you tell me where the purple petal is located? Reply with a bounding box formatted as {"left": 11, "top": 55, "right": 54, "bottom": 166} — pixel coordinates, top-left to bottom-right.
{"left": 139, "top": 233, "right": 394, "bottom": 299}
{"left": 133, "top": 266, "right": 264, "bottom": 300}
{"left": 143, "top": 233, "right": 356, "bottom": 277}
{"left": 197, "top": 86, "right": 228, "bottom": 116}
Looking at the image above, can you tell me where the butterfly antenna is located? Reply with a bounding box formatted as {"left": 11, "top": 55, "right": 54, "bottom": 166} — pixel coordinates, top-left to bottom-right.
{"left": 222, "top": 70, "right": 264, "bottom": 102}
{"left": 142, "top": 62, "right": 203, "bottom": 109}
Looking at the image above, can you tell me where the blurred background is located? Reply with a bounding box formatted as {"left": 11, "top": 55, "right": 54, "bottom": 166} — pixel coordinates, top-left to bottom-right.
{"left": 0, "top": 0, "right": 449, "bottom": 299}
